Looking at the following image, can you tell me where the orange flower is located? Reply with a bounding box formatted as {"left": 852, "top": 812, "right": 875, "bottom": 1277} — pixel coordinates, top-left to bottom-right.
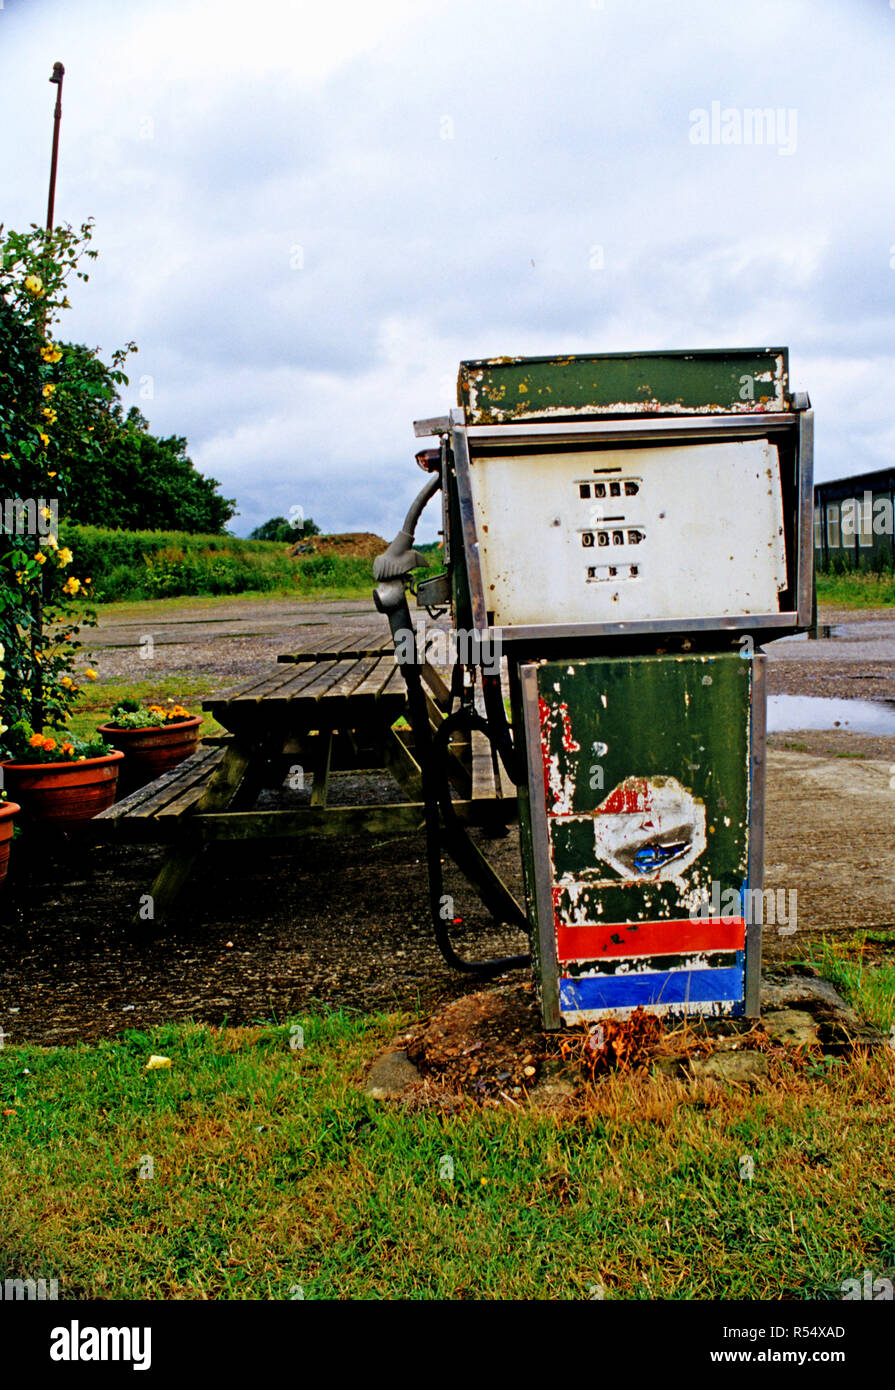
{"left": 28, "top": 733, "right": 44, "bottom": 747}
{"left": 61, "top": 741, "right": 74, "bottom": 756}
{"left": 42, "top": 736, "right": 57, "bottom": 752}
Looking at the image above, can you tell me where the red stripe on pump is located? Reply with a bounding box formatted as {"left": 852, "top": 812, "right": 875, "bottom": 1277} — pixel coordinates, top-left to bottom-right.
{"left": 555, "top": 917, "right": 746, "bottom": 963}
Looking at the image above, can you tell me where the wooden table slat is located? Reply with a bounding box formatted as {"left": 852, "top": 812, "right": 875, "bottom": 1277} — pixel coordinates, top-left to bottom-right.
{"left": 322, "top": 653, "right": 388, "bottom": 699}
{"left": 275, "top": 656, "right": 366, "bottom": 704}
{"left": 350, "top": 654, "right": 400, "bottom": 699}
{"left": 208, "top": 660, "right": 329, "bottom": 709}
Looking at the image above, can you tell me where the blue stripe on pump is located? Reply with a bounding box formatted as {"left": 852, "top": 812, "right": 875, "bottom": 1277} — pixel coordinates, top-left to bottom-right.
{"left": 559, "top": 965, "right": 744, "bottom": 1013}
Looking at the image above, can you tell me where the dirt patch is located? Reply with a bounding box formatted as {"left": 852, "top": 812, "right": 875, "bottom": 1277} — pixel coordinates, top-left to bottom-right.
{"left": 763, "top": 749, "right": 895, "bottom": 954}
{"left": 288, "top": 532, "right": 387, "bottom": 560}
{"left": 365, "top": 968, "right": 883, "bottom": 1109}
{"left": 404, "top": 983, "right": 545, "bottom": 1100}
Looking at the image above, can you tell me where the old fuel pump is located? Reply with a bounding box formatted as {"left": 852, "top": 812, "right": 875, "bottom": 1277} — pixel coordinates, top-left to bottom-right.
{"left": 375, "top": 349, "right": 813, "bottom": 1028}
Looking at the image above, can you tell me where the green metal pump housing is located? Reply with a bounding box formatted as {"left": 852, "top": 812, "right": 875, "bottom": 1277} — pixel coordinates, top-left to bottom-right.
{"left": 395, "top": 348, "right": 813, "bottom": 1028}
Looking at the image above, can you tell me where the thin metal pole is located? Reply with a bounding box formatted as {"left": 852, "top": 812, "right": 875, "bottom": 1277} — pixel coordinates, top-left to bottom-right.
{"left": 46, "top": 62, "right": 64, "bottom": 231}
{"left": 32, "top": 62, "right": 64, "bottom": 730}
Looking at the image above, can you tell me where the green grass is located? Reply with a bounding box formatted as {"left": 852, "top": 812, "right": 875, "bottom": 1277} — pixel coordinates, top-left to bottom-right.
{"left": 816, "top": 570, "right": 895, "bottom": 608}
{"left": 67, "top": 674, "right": 224, "bottom": 743}
{"left": 808, "top": 937, "right": 895, "bottom": 1036}
{"left": 62, "top": 524, "right": 442, "bottom": 603}
{"left": 1, "top": 1009, "right": 892, "bottom": 1300}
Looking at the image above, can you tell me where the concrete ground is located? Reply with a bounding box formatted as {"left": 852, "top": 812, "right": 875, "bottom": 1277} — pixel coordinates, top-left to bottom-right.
{"left": 83, "top": 594, "right": 895, "bottom": 947}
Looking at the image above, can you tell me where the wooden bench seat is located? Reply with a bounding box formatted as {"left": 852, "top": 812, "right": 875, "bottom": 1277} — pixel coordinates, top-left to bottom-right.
{"left": 93, "top": 743, "right": 227, "bottom": 841}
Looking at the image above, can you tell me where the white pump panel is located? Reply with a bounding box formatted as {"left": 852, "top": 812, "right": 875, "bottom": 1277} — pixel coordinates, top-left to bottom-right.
{"left": 467, "top": 438, "right": 788, "bottom": 628}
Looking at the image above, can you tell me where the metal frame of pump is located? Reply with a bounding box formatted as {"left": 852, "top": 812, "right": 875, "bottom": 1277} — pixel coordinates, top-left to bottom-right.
{"left": 373, "top": 435, "right": 531, "bottom": 976}
{"left": 373, "top": 392, "right": 812, "bottom": 981}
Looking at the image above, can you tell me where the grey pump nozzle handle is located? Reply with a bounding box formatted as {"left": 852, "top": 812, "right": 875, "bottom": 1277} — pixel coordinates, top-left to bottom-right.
{"left": 372, "top": 471, "right": 441, "bottom": 582}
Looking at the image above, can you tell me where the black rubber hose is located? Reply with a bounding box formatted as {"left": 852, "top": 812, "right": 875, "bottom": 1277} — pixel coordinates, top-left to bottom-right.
{"left": 425, "top": 704, "right": 530, "bottom": 973}
{"left": 375, "top": 583, "right": 528, "bottom": 973}
{"left": 481, "top": 672, "right": 522, "bottom": 785}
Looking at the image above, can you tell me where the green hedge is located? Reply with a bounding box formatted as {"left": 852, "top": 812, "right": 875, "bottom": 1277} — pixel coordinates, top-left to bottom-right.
{"left": 60, "top": 524, "right": 378, "bottom": 601}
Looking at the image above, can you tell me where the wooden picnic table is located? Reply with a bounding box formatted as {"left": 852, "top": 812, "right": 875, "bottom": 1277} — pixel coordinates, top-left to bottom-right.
{"left": 95, "top": 611, "right": 517, "bottom": 925}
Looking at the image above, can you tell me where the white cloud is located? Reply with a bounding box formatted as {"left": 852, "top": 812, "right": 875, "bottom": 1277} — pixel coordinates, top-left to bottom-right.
{"left": 2, "top": 0, "right": 894, "bottom": 537}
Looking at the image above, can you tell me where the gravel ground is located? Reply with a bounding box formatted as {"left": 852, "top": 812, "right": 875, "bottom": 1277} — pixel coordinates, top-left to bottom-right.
{"left": 1, "top": 597, "right": 892, "bottom": 1046}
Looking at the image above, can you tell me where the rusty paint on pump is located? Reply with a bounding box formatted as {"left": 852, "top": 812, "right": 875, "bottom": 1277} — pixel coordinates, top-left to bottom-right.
{"left": 458, "top": 348, "right": 789, "bottom": 425}
{"left": 525, "top": 651, "right": 756, "bottom": 1024}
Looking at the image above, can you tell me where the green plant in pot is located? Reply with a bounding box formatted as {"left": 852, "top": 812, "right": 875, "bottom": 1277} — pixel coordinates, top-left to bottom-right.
{"left": 0, "top": 720, "right": 122, "bottom": 828}
{"left": 96, "top": 699, "right": 202, "bottom": 791}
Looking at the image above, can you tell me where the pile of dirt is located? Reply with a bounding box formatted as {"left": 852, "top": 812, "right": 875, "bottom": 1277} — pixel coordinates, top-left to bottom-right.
{"left": 288, "top": 532, "right": 387, "bottom": 560}
{"left": 404, "top": 982, "right": 550, "bottom": 1100}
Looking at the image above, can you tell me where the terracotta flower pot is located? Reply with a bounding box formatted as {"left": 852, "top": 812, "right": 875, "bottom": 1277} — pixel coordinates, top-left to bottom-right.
{"left": 95, "top": 716, "right": 202, "bottom": 791}
{"left": 0, "top": 801, "right": 21, "bottom": 884}
{"left": 0, "top": 751, "right": 124, "bottom": 827}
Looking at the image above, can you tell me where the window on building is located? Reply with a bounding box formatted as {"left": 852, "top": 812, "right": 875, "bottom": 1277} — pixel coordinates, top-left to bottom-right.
{"left": 859, "top": 494, "right": 873, "bottom": 547}
{"left": 826, "top": 502, "right": 841, "bottom": 548}
{"left": 814, "top": 505, "right": 822, "bottom": 550}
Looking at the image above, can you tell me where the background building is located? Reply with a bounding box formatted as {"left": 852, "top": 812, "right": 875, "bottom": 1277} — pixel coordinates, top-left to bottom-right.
{"left": 814, "top": 468, "right": 895, "bottom": 571}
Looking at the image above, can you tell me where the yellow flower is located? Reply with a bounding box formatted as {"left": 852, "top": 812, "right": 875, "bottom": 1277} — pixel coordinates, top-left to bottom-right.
{"left": 62, "top": 576, "right": 81, "bottom": 596}
{"left": 60, "top": 675, "right": 73, "bottom": 688}
{"left": 42, "top": 384, "right": 56, "bottom": 397}
{"left": 45, "top": 534, "right": 58, "bottom": 550}
{"left": 85, "top": 668, "right": 98, "bottom": 680}
{"left": 41, "top": 344, "right": 63, "bottom": 364}
{"left": 57, "top": 547, "right": 73, "bottom": 566}
{"left": 47, "top": 471, "right": 57, "bottom": 478}
{"left": 39, "top": 433, "right": 49, "bottom": 447}
{"left": 24, "top": 273, "right": 43, "bottom": 295}
{"left": 34, "top": 551, "right": 47, "bottom": 565}
{"left": 42, "top": 407, "right": 57, "bottom": 424}
{"left": 0, "top": 453, "right": 10, "bottom": 461}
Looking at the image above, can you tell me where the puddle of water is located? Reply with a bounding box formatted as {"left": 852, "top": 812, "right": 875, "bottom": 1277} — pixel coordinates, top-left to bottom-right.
{"left": 768, "top": 695, "right": 895, "bottom": 735}
{"left": 769, "top": 625, "right": 833, "bottom": 644}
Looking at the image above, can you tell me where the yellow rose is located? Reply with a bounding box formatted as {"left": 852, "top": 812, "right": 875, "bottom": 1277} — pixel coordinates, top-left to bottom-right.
{"left": 42, "top": 407, "right": 57, "bottom": 424}
{"left": 39, "top": 433, "right": 49, "bottom": 447}
{"left": 24, "top": 274, "right": 43, "bottom": 295}
{"left": 57, "top": 547, "right": 73, "bottom": 565}
{"left": 85, "top": 668, "right": 98, "bottom": 680}
{"left": 34, "top": 551, "right": 47, "bottom": 565}
{"left": 42, "top": 384, "right": 56, "bottom": 397}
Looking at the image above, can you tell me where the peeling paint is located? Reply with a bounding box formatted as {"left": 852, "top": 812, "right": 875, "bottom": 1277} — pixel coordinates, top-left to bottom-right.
{"left": 530, "top": 651, "right": 755, "bottom": 1024}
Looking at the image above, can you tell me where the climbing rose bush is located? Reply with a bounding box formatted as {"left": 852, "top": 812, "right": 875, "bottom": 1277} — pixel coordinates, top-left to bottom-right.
{"left": 0, "top": 220, "right": 130, "bottom": 755}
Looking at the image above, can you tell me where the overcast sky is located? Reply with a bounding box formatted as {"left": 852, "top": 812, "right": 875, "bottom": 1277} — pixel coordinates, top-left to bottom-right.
{"left": 2, "top": 0, "right": 893, "bottom": 539}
